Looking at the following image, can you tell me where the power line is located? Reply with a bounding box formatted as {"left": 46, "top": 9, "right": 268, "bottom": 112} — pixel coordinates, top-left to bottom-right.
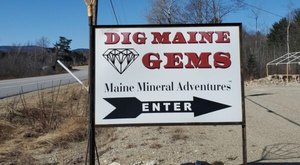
{"left": 109, "top": 0, "right": 119, "bottom": 24}
{"left": 241, "top": 1, "right": 284, "bottom": 18}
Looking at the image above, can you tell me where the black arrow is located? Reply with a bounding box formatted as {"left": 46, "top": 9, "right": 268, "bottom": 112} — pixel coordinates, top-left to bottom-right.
{"left": 103, "top": 97, "right": 231, "bottom": 119}
{"left": 191, "top": 97, "right": 231, "bottom": 117}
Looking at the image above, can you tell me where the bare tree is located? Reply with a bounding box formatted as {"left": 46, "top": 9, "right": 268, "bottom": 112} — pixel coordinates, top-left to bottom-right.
{"left": 36, "top": 37, "right": 50, "bottom": 49}
{"left": 147, "top": 0, "right": 184, "bottom": 24}
{"left": 184, "top": 0, "right": 206, "bottom": 23}
{"left": 147, "top": 0, "right": 244, "bottom": 24}
{"left": 184, "top": 0, "right": 245, "bottom": 23}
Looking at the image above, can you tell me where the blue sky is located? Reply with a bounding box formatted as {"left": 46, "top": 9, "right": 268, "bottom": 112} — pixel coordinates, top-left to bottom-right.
{"left": 0, "top": 0, "right": 300, "bottom": 49}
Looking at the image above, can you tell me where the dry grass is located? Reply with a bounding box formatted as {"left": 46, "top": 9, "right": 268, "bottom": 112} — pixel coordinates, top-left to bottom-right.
{"left": 0, "top": 150, "right": 37, "bottom": 165}
{"left": 0, "top": 82, "right": 89, "bottom": 164}
{"left": 0, "top": 121, "right": 15, "bottom": 142}
{"left": 3, "top": 84, "right": 88, "bottom": 133}
{"left": 35, "top": 117, "right": 87, "bottom": 149}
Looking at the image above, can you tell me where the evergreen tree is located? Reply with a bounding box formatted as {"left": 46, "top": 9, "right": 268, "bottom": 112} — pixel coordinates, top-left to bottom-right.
{"left": 54, "top": 36, "right": 72, "bottom": 56}
{"left": 267, "top": 18, "right": 288, "bottom": 50}
{"left": 54, "top": 36, "right": 72, "bottom": 62}
{"left": 53, "top": 36, "right": 73, "bottom": 69}
{"left": 247, "top": 53, "right": 257, "bottom": 80}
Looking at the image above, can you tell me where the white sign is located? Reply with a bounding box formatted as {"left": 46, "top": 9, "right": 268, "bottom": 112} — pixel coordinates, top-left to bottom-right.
{"left": 95, "top": 24, "right": 243, "bottom": 125}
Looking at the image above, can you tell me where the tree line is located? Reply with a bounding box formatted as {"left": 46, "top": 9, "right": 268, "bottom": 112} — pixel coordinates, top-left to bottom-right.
{"left": 2, "top": 1, "right": 300, "bottom": 80}
{"left": 147, "top": 0, "right": 300, "bottom": 80}
{"left": 0, "top": 36, "right": 88, "bottom": 80}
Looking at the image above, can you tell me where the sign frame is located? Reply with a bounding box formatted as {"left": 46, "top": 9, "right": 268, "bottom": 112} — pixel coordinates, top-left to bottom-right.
{"left": 94, "top": 23, "right": 245, "bottom": 127}
{"left": 93, "top": 23, "right": 247, "bottom": 165}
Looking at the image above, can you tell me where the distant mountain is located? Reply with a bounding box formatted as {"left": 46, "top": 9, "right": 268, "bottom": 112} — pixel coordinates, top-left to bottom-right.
{"left": 0, "top": 46, "right": 89, "bottom": 54}
{"left": 73, "top": 48, "right": 89, "bottom": 53}
{"left": 0, "top": 46, "right": 13, "bottom": 52}
{"left": 0, "top": 45, "right": 46, "bottom": 53}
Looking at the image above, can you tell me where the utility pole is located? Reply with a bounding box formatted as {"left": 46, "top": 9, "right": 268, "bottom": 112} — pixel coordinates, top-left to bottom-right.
{"left": 84, "top": 0, "right": 97, "bottom": 164}
{"left": 93, "top": 0, "right": 98, "bottom": 25}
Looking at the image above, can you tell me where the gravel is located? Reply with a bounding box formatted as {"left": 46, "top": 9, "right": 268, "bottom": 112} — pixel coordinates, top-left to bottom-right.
{"left": 94, "top": 79, "right": 300, "bottom": 164}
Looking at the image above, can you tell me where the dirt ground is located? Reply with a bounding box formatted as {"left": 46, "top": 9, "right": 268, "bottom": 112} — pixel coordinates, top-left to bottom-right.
{"left": 0, "top": 79, "right": 300, "bottom": 165}
{"left": 96, "top": 81, "right": 300, "bottom": 165}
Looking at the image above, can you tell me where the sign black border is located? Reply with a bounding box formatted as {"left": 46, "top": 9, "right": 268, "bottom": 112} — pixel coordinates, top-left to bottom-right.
{"left": 93, "top": 23, "right": 245, "bottom": 127}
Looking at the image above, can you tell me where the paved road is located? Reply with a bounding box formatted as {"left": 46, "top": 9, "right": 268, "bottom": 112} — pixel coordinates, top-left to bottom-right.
{"left": 0, "top": 66, "right": 88, "bottom": 99}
